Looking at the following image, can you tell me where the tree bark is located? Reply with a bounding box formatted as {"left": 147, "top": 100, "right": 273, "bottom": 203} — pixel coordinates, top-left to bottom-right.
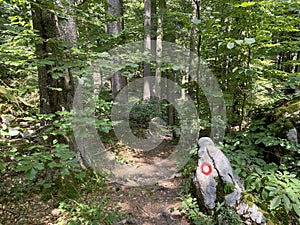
{"left": 107, "top": 0, "right": 127, "bottom": 99}
{"left": 155, "top": 0, "right": 164, "bottom": 106}
{"left": 32, "top": 0, "right": 77, "bottom": 114}
{"left": 31, "top": 0, "right": 92, "bottom": 167}
{"left": 167, "top": 70, "right": 175, "bottom": 126}
{"left": 188, "top": 0, "right": 197, "bottom": 98}
{"left": 143, "top": 0, "right": 154, "bottom": 100}
{"left": 296, "top": 51, "right": 300, "bottom": 73}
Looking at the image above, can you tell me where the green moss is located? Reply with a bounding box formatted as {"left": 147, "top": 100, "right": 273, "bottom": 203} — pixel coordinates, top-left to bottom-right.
{"left": 275, "top": 98, "right": 300, "bottom": 117}
{"left": 241, "top": 192, "right": 256, "bottom": 206}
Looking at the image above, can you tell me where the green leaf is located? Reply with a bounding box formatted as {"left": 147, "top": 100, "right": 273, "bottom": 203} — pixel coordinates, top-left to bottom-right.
{"left": 33, "top": 162, "right": 44, "bottom": 171}
{"left": 293, "top": 203, "right": 300, "bottom": 217}
{"left": 98, "top": 52, "right": 110, "bottom": 57}
{"left": 48, "top": 161, "right": 62, "bottom": 168}
{"left": 244, "top": 38, "right": 255, "bottom": 45}
{"left": 287, "top": 192, "right": 298, "bottom": 202}
{"left": 122, "top": 71, "right": 133, "bottom": 78}
{"left": 16, "top": 162, "right": 32, "bottom": 172}
{"left": 42, "top": 135, "right": 48, "bottom": 140}
{"left": 235, "top": 40, "right": 243, "bottom": 45}
{"left": 25, "top": 168, "right": 37, "bottom": 180}
{"left": 52, "top": 73, "right": 64, "bottom": 79}
{"left": 234, "top": 2, "right": 256, "bottom": 7}
{"left": 39, "top": 59, "right": 55, "bottom": 66}
{"left": 0, "top": 163, "right": 6, "bottom": 171}
{"left": 227, "top": 42, "right": 235, "bottom": 49}
{"left": 129, "top": 63, "right": 139, "bottom": 68}
{"left": 265, "top": 186, "right": 277, "bottom": 191}
{"left": 191, "top": 19, "right": 201, "bottom": 25}
{"left": 61, "top": 167, "right": 70, "bottom": 175}
{"left": 23, "top": 116, "right": 36, "bottom": 121}
{"left": 270, "top": 196, "right": 281, "bottom": 210}
{"left": 245, "top": 69, "right": 254, "bottom": 76}
{"left": 282, "top": 194, "right": 291, "bottom": 212}
{"left": 262, "top": 189, "right": 268, "bottom": 200}
{"left": 254, "top": 166, "right": 263, "bottom": 175}
{"left": 172, "top": 65, "right": 181, "bottom": 71}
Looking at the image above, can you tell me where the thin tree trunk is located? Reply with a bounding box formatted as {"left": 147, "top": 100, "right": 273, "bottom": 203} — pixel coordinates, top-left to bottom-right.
{"left": 167, "top": 70, "right": 175, "bottom": 126}
{"left": 107, "top": 0, "right": 127, "bottom": 99}
{"left": 143, "top": 0, "right": 153, "bottom": 100}
{"left": 155, "top": 0, "right": 164, "bottom": 101}
{"left": 188, "top": 0, "right": 197, "bottom": 98}
{"left": 195, "top": 0, "right": 202, "bottom": 113}
{"left": 295, "top": 51, "right": 300, "bottom": 72}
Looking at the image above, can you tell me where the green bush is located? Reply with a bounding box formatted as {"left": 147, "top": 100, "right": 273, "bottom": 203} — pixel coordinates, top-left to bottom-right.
{"left": 221, "top": 122, "right": 300, "bottom": 224}
{"left": 0, "top": 112, "right": 86, "bottom": 201}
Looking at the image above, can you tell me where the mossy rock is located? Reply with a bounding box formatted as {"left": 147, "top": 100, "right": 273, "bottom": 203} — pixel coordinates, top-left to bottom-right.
{"left": 275, "top": 97, "right": 300, "bottom": 118}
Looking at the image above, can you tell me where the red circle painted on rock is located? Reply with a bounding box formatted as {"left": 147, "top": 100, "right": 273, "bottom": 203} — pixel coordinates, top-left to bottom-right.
{"left": 201, "top": 162, "right": 212, "bottom": 176}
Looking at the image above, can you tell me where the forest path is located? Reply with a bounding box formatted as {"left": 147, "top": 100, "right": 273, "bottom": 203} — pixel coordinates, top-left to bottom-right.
{"left": 105, "top": 137, "right": 191, "bottom": 225}
{"left": 107, "top": 177, "right": 190, "bottom": 225}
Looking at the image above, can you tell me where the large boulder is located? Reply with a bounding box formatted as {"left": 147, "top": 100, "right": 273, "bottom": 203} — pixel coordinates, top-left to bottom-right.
{"left": 192, "top": 137, "right": 266, "bottom": 224}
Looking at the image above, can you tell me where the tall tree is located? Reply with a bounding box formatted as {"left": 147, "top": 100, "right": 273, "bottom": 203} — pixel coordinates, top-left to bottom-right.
{"left": 107, "top": 0, "right": 127, "bottom": 99}
{"left": 31, "top": 0, "right": 90, "bottom": 166}
{"left": 155, "top": 0, "right": 164, "bottom": 98}
{"left": 31, "top": 0, "right": 77, "bottom": 114}
{"left": 188, "top": 0, "right": 197, "bottom": 99}
{"left": 143, "top": 0, "right": 154, "bottom": 100}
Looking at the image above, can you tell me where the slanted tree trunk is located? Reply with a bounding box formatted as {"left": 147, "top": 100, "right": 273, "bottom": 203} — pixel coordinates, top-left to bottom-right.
{"left": 107, "top": 0, "right": 127, "bottom": 99}
{"left": 32, "top": 0, "right": 77, "bottom": 114}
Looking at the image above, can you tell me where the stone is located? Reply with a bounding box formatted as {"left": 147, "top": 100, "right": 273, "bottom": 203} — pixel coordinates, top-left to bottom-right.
{"left": 193, "top": 137, "right": 266, "bottom": 224}
{"left": 287, "top": 127, "right": 298, "bottom": 144}
{"left": 236, "top": 203, "right": 266, "bottom": 224}
{"left": 195, "top": 137, "right": 243, "bottom": 209}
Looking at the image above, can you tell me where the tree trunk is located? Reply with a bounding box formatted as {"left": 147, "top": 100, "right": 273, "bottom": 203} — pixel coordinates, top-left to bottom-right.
{"left": 31, "top": 0, "right": 91, "bottom": 167}
{"left": 167, "top": 71, "right": 175, "bottom": 126}
{"left": 107, "top": 0, "right": 127, "bottom": 99}
{"left": 155, "top": 0, "right": 164, "bottom": 107}
{"left": 296, "top": 51, "right": 300, "bottom": 73}
{"left": 195, "top": 0, "right": 202, "bottom": 113}
{"left": 143, "top": 0, "right": 154, "bottom": 100}
{"left": 32, "top": 0, "right": 77, "bottom": 114}
{"left": 188, "top": 0, "right": 197, "bottom": 98}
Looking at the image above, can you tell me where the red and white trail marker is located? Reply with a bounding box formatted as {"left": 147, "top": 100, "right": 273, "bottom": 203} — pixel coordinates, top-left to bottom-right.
{"left": 201, "top": 162, "right": 212, "bottom": 176}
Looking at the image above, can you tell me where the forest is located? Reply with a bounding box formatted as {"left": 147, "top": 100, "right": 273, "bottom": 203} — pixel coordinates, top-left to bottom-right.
{"left": 0, "top": 0, "right": 299, "bottom": 224}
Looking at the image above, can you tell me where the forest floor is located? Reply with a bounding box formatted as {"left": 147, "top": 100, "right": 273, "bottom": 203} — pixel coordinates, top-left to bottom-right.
{"left": 0, "top": 133, "right": 191, "bottom": 225}
{"left": 103, "top": 136, "right": 191, "bottom": 225}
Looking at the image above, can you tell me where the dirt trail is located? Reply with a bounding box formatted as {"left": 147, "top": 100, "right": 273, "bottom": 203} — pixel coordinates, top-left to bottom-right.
{"left": 106, "top": 138, "right": 191, "bottom": 225}
{"left": 107, "top": 177, "right": 190, "bottom": 225}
